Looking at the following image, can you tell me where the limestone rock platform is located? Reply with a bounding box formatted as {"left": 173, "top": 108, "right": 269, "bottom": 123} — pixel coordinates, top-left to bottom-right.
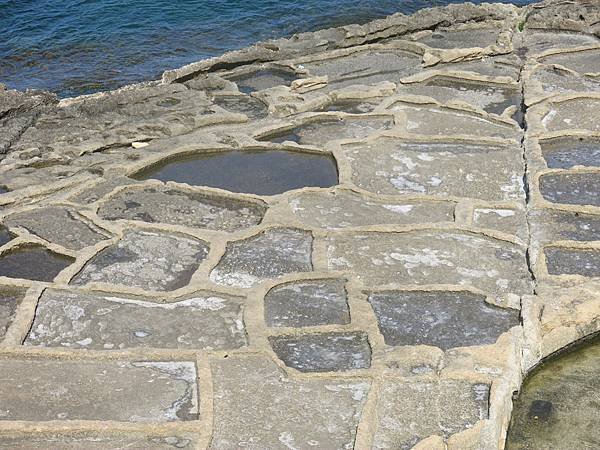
{"left": 0, "top": 0, "right": 599, "bottom": 448}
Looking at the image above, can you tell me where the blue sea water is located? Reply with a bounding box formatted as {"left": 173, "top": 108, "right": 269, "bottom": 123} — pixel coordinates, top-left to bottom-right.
{"left": 1, "top": 0, "right": 535, "bottom": 97}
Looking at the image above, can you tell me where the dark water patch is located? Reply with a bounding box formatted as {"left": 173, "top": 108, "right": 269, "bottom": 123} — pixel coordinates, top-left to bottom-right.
{"left": 541, "top": 136, "right": 600, "bottom": 169}
{"left": 227, "top": 69, "right": 298, "bottom": 94}
{"left": 133, "top": 150, "right": 338, "bottom": 196}
{"left": 506, "top": 334, "right": 600, "bottom": 449}
{"left": 0, "top": 245, "right": 74, "bottom": 281}
{"left": 1, "top": 0, "right": 536, "bottom": 97}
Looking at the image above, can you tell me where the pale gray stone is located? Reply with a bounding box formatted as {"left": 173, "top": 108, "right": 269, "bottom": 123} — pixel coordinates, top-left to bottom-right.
{"left": 4, "top": 206, "right": 110, "bottom": 250}
{"left": 0, "top": 433, "right": 197, "bottom": 449}
{"left": 210, "top": 355, "right": 369, "bottom": 449}
{"left": 98, "top": 185, "right": 266, "bottom": 232}
{"left": 72, "top": 229, "right": 209, "bottom": 291}
{"left": 373, "top": 379, "right": 489, "bottom": 449}
{"left": 368, "top": 290, "right": 519, "bottom": 350}
{"left": 0, "top": 359, "right": 199, "bottom": 421}
{"left": 269, "top": 331, "right": 371, "bottom": 372}
{"left": 326, "top": 230, "right": 532, "bottom": 296}
{"left": 264, "top": 278, "right": 349, "bottom": 327}
{"left": 210, "top": 228, "right": 312, "bottom": 288}
{"left": 342, "top": 138, "right": 524, "bottom": 201}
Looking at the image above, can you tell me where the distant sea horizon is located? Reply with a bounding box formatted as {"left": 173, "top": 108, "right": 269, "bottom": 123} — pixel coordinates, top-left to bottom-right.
{"left": 1, "top": 0, "right": 535, "bottom": 98}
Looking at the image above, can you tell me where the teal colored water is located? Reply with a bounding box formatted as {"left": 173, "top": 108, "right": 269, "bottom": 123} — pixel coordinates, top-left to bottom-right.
{"left": 1, "top": 0, "right": 535, "bottom": 97}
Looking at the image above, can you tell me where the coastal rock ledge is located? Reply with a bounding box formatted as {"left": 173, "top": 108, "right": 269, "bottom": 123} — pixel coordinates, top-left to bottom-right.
{"left": 0, "top": 0, "right": 599, "bottom": 448}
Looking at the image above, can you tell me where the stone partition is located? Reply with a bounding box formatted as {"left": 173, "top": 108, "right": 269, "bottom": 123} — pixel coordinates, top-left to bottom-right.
{"left": 0, "top": 0, "right": 599, "bottom": 448}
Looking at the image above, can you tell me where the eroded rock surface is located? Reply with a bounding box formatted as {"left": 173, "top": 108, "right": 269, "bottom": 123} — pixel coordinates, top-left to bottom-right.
{"left": 72, "top": 230, "right": 209, "bottom": 291}
{"left": 98, "top": 185, "right": 266, "bottom": 231}
{"left": 210, "top": 228, "right": 312, "bottom": 287}
{"left": 1, "top": 1, "right": 600, "bottom": 448}
{"left": 0, "top": 359, "right": 199, "bottom": 421}
{"left": 210, "top": 355, "right": 369, "bottom": 449}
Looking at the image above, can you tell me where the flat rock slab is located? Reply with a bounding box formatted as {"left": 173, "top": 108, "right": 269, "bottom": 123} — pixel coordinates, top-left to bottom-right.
{"left": 540, "top": 49, "right": 600, "bottom": 75}
{"left": 325, "top": 230, "right": 532, "bottom": 296}
{"left": 4, "top": 206, "right": 110, "bottom": 250}
{"left": 545, "top": 247, "right": 600, "bottom": 277}
{"left": 269, "top": 331, "right": 371, "bottom": 372}
{"left": 98, "top": 185, "right": 266, "bottom": 231}
{"left": 530, "top": 209, "right": 600, "bottom": 242}
{"left": 540, "top": 136, "right": 600, "bottom": 169}
{"left": 0, "top": 359, "right": 198, "bottom": 421}
{"left": 0, "top": 286, "right": 24, "bottom": 338}
{"left": 373, "top": 379, "right": 489, "bottom": 449}
{"left": 388, "top": 103, "right": 520, "bottom": 140}
{"left": 398, "top": 77, "right": 520, "bottom": 115}
{"left": 0, "top": 433, "right": 197, "bottom": 449}
{"left": 0, "top": 245, "right": 74, "bottom": 282}
{"left": 0, "top": 227, "right": 12, "bottom": 247}
{"left": 343, "top": 138, "right": 524, "bottom": 200}
{"left": 416, "top": 27, "right": 499, "bottom": 49}
{"left": 367, "top": 290, "right": 519, "bottom": 350}
{"left": 261, "top": 116, "right": 393, "bottom": 145}
{"left": 132, "top": 150, "right": 338, "bottom": 196}
{"left": 25, "top": 289, "right": 246, "bottom": 350}
{"left": 473, "top": 207, "right": 528, "bottom": 240}
{"left": 304, "top": 50, "right": 422, "bottom": 89}
{"left": 541, "top": 99, "right": 600, "bottom": 133}
{"left": 264, "top": 278, "right": 350, "bottom": 327}
{"left": 210, "top": 355, "right": 369, "bottom": 449}
{"left": 72, "top": 230, "right": 209, "bottom": 291}
{"left": 290, "top": 190, "right": 454, "bottom": 229}
{"left": 540, "top": 172, "right": 600, "bottom": 206}
{"left": 228, "top": 68, "right": 298, "bottom": 93}
{"left": 210, "top": 228, "right": 313, "bottom": 288}
{"left": 211, "top": 94, "right": 268, "bottom": 119}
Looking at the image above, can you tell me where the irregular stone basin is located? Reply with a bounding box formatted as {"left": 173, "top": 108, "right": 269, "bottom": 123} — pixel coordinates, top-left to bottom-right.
{"left": 540, "top": 136, "right": 600, "bottom": 169}
{"left": 227, "top": 68, "right": 298, "bottom": 94}
{"left": 506, "top": 334, "right": 600, "bottom": 449}
{"left": 0, "top": 245, "right": 74, "bottom": 282}
{"left": 132, "top": 150, "right": 338, "bottom": 196}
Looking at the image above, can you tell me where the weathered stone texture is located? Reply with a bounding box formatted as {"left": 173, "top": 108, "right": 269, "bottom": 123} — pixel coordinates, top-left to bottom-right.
{"left": 326, "top": 231, "right": 532, "bottom": 295}
{"left": 26, "top": 289, "right": 246, "bottom": 350}
{"left": 72, "top": 230, "right": 209, "bottom": 291}
{"left": 210, "top": 228, "right": 313, "bottom": 287}
{"left": 210, "top": 355, "right": 369, "bottom": 449}
{"left": 269, "top": 331, "right": 371, "bottom": 372}
{"left": 98, "top": 185, "right": 266, "bottom": 231}
{"left": 264, "top": 278, "right": 350, "bottom": 327}
{"left": 0, "top": 359, "right": 198, "bottom": 421}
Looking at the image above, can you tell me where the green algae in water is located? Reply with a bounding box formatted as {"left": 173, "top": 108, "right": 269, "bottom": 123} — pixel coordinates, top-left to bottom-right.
{"left": 506, "top": 334, "right": 600, "bottom": 449}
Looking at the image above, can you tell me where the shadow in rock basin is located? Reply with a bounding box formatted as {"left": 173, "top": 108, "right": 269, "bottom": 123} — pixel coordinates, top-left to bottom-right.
{"left": 132, "top": 150, "right": 339, "bottom": 196}
{"left": 0, "top": 245, "right": 74, "bottom": 282}
{"left": 506, "top": 334, "right": 600, "bottom": 449}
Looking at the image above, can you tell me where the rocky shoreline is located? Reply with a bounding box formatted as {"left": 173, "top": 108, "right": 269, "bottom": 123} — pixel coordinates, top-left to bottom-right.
{"left": 0, "top": 0, "right": 599, "bottom": 448}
